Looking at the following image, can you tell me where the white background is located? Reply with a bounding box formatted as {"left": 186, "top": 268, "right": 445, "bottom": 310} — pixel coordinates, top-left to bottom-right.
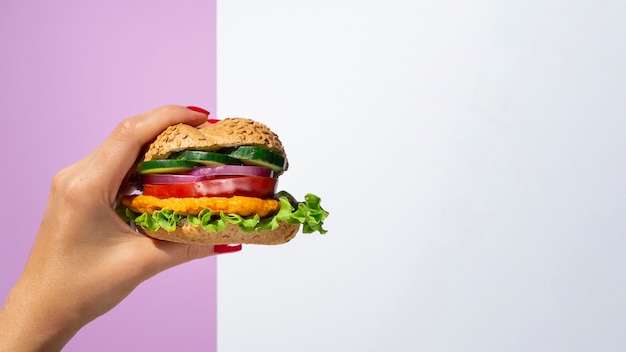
{"left": 216, "top": 1, "right": 626, "bottom": 351}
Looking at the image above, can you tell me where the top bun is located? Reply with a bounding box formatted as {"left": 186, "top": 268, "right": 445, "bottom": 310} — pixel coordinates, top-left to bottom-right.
{"left": 143, "top": 117, "right": 287, "bottom": 167}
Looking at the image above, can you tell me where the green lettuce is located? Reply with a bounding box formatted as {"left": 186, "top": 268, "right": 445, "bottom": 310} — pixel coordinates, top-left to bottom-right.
{"left": 120, "top": 193, "right": 329, "bottom": 235}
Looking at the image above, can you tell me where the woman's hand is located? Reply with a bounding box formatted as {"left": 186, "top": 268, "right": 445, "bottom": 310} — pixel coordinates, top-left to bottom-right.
{"left": 0, "top": 105, "right": 241, "bottom": 351}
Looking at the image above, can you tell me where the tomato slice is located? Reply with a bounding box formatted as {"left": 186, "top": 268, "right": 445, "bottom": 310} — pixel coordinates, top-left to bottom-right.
{"left": 143, "top": 176, "right": 277, "bottom": 198}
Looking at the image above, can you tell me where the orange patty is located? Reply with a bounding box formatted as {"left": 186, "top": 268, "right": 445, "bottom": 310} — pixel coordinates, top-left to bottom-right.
{"left": 122, "top": 195, "right": 281, "bottom": 217}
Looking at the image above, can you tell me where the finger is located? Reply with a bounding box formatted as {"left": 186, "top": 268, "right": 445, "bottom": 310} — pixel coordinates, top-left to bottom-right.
{"left": 138, "top": 240, "right": 242, "bottom": 276}
{"left": 167, "top": 243, "right": 243, "bottom": 263}
{"left": 92, "top": 105, "right": 209, "bottom": 197}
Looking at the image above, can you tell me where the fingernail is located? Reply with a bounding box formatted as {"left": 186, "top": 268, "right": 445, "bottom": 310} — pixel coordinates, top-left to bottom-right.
{"left": 214, "top": 244, "right": 242, "bottom": 254}
{"left": 186, "top": 106, "right": 210, "bottom": 115}
{"left": 207, "top": 119, "right": 221, "bottom": 124}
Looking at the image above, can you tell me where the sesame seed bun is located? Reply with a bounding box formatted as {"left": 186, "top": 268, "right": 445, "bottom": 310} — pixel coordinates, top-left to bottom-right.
{"left": 143, "top": 118, "right": 287, "bottom": 168}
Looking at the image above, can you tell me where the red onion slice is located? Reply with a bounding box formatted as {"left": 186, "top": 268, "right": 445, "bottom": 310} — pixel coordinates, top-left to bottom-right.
{"left": 141, "top": 174, "right": 206, "bottom": 184}
{"left": 141, "top": 165, "right": 276, "bottom": 185}
{"left": 185, "top": 165, "right": 275, "bottom": 178}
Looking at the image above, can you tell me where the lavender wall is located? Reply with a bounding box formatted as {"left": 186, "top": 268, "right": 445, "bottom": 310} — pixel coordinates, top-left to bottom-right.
{"left": 0, "top": 1, "right": 217, "bottom": 350}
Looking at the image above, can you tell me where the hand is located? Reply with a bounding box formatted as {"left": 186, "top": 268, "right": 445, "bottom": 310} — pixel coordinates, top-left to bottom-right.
{"left": 0, "top": 105, "right": 241, "bottom": 351}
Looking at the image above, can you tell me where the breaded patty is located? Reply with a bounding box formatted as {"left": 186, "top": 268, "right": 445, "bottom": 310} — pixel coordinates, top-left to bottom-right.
{"left": 122, "top": 195, "right": 281, "bottom": 217}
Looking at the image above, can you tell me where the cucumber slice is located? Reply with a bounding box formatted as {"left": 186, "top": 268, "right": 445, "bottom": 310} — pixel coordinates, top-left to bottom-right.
{"left": 176, "top": 150, "right": 242, "bottom": 166}
{"left": 138, "top": 160, "right": 198, "bottom": 174}
{"left": 227, "top": 146, "right": 286, "bottom": 172}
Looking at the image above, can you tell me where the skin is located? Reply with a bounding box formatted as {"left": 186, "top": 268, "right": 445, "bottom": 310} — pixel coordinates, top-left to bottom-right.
{"left": 0, "top": 105, "right": 241, "bottom": 351}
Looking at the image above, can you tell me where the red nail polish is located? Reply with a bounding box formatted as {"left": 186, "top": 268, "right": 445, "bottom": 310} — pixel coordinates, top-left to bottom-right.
{"left": 186, "top": 106, "right": 210, "bottom": 115}
{"left": 214, "top": 244, "right": 242, "bottom": 254}
{"left": 207, "top": 119, "right": 221, "bottom": 124}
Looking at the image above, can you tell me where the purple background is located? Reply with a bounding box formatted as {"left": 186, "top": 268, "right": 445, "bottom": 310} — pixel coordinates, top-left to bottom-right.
{"left": 0, "top": 0, "right": 217, "bottom": 350}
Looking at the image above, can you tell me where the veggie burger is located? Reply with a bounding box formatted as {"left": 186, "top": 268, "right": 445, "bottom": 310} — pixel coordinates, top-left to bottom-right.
{"left": 117, "top": 117, "right": 328, "bottom": 245}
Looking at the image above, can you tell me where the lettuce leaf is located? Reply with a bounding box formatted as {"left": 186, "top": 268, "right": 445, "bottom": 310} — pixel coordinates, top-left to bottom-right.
{"left": 122, "top": 193, "right": 329, "bottom": 235}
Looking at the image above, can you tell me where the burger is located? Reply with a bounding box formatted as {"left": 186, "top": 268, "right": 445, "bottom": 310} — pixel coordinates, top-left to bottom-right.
{"left": 117, "top": 117, "right": 328, "bottom": 245}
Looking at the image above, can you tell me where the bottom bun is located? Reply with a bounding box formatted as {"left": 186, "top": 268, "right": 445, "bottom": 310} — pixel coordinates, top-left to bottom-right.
{"left": 143, "top": 221, "right": 300, "bottom": 245}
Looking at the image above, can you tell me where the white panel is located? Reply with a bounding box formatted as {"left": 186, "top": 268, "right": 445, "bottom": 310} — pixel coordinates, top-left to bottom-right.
{"left": 218, "top": 1, "right": 626, "bottom": 351}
